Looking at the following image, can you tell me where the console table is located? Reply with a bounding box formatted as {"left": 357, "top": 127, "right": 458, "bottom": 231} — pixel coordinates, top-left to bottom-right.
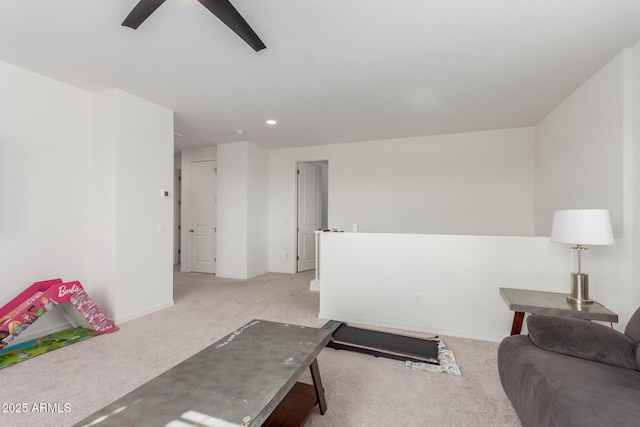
{"left": 74, "top": 319, "right": 341, "bottom": 427}
{"left": 499, "top": 287, "right": 618, "bottom": 335}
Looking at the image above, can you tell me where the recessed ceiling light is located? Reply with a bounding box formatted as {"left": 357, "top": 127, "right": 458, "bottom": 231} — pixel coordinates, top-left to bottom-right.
{"left": 266, "top": 119, "right": 277, "bottom": 125}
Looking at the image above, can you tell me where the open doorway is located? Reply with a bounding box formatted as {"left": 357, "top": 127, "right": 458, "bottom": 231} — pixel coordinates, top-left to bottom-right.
{"left": 296, "top": 161, "right": 328, "bottom": 272}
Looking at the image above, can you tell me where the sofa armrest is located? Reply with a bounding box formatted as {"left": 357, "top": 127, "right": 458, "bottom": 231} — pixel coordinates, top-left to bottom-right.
{"left": 527, "top": 314, "right": 638, "bottom": 370}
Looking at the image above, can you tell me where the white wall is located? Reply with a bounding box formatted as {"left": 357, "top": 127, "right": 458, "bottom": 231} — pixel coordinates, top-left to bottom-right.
{"left": 217, "top": 142, "right": 249, "bottom": 278}
{"left": 319, "top": 232, "right": 570, "bottom": 342}
{"left": 631, "top": 41, "right": 640, "bottom": 309}
{"left": 0, "top": 60, "right": 174, "bottom": 339}
{"left": 179, "top": 146, "right": 217, "bottom": 271}
{"left": 319, "top": 45, "right": 640, "bottom": 339}
{"left": 532, "top": 48, "right": 640, "bottom": 324}
{"left": 331, "top": 128, "right": 535, "bottom": 235}
{"left": 247, "top": 142, "right": 269, "bottom": 278}
{"left": 217, "top": 141, "right": 269, "bottom": 279}
{"left": 0, "top": 60, "right": 93, "bottom": 336}
{"left": 91, "top": 90, "right": 119, "bottom": 316}
{"left": 534, "top": 52, "right": 624, "bottom": 236}
{"left": 91, "top": 89, "right": 174, "bottom": 323}
{"left": 269, "top": 127, "right": 535, "bottom": 273}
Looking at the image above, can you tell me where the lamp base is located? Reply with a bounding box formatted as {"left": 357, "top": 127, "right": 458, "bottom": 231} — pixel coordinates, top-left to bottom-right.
{"left": 567, "top": 272, "right": 593, "bottom": 305}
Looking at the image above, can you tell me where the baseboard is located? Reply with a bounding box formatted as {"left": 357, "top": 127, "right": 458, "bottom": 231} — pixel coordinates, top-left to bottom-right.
{"left": 318, "top": 311, "right": 504, "bottom": 343}
{"left": 114, "top": 300, "right": 175, "bottom": 325}
{"left": 309, "top": 279, "right": 320, "bottom": 292}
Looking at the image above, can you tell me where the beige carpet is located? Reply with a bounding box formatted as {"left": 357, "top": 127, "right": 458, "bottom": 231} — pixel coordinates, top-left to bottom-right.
{"left": 0, "top": 269, "right": 520, "bottom": 426}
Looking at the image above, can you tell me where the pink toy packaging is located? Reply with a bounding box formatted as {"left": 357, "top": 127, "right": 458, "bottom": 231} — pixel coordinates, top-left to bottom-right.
{"left": 0, "top": 279, "right": 118, "bottom": 350}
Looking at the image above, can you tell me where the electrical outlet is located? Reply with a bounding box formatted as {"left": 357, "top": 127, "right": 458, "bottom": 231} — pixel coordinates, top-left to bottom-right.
{"left": 414, "top": 294, "right": 423, "bottom": 306}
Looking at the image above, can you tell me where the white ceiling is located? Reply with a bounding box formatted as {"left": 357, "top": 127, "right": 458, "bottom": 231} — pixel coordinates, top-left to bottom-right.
{"left": 2, "top": 1, "right": 640, "bottom": 150}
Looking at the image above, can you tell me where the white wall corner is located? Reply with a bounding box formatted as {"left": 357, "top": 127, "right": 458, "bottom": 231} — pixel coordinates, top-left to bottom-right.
{"left": 216, "top": 142, "right": 250, "bottom": 278}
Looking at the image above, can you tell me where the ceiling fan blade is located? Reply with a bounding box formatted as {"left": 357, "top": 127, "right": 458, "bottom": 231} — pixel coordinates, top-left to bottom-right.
{"left": 197, "top": 0, "right": 266, "bottom": 52}
{"left": 122, "top": 0, "right": 167, "bottom": 29}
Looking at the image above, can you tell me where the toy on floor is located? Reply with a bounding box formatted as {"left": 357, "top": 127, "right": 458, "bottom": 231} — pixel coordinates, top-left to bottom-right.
{"left": 0, "top": 327, "right": 103, "bottom": 369}
{"left": 0, "top": 279, "right": 118, "bottom": 367}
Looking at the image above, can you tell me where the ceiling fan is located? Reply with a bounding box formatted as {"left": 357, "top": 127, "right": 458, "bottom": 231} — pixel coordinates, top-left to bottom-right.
{"left": 122, "top": 0, "right": 266, "bottom": 52}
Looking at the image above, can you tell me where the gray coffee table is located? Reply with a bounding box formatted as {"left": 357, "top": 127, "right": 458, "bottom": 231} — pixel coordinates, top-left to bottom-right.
{"left": 74, "top": 319, "right": 341, "bottom": 427}
{"left": 499, "top": 287, "right": 618, "bottom": 335}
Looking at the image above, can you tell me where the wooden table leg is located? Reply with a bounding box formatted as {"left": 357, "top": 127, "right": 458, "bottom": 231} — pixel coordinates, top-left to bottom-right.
{"left": 309, "top": 359, "right": 327, "bottom": 415}
{"left": 510, "top": 312, "right": 525, "bottom": 335}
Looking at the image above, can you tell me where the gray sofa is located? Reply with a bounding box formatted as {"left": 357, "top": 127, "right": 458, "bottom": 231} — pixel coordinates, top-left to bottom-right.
{"left": 498, "top": 308, "right": 640, "bottom": 426}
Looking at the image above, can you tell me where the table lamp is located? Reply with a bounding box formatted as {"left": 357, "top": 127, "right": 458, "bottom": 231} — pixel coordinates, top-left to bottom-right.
{"left": 550, "top": 209, "right": 614, "bottom": 305}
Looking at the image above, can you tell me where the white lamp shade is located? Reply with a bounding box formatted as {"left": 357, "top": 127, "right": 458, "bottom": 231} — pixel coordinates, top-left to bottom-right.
{"left": 550, "top": 209, "right": 614, "bottom": 245}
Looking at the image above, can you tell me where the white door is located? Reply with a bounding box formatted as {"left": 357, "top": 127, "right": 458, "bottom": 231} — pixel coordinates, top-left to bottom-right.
{"left": 189, "top": 160, "right": 217, "bottom": 273}
{"left": 297, "top": 163, "right": 322, "bottom": 272}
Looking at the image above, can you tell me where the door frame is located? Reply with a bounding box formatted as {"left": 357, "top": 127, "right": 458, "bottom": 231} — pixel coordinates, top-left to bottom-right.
{"left": 174, "top": 168, "right": 181, "bottom": 265}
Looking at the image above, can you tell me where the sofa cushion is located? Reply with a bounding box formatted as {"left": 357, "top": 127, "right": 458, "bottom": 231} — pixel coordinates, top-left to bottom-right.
{"left": 625, "top": 306, "right": 640, "bottom": 343}
{"left": 527, "top": 314, "right": 637, "bottom": 370}
{"left": 498, "top": 334, "right": 640, "bottom": 427}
